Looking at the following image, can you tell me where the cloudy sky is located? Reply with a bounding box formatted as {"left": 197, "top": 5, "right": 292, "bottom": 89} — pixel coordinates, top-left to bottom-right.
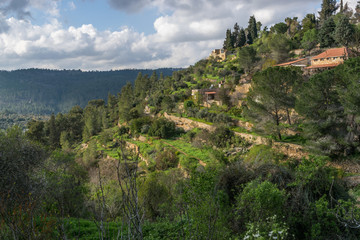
{"left": 0, "top": 0, "right": 357, "bottom": 70}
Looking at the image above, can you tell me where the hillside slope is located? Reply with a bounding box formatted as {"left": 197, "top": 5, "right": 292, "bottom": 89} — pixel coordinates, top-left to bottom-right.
{"left": 0, "top": 68, "right": 178, "bottom": 114}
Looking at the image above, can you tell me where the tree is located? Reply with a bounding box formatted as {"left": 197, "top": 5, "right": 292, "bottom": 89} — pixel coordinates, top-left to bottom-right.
{"left": 319, "top": 0, "right": 338, "bottom": 24}
{"left": 245, "top": 67, "right": 302, "bottom": 140}
{"left": 0, "top": 127, "right": 47, "bottom": 239}
{"left": 268, "top": 34, "right": 292, "bottom": 62}
{"left": 301, "top": 29, "right": 318, "bottom": 53}
{"left": 355, "top": 1, "right": 360, "bottom": 23}
{"left": 223, "top": 29, "right": 234, "bottom": 51}
{"left": 246, "top": 29, "right": 253, "bottom": 45}
{"left": 334, "top": 14, "right": 354, "bottom": 46}
{"left": 318, "top": 17, "right": 336, "bottom": 48}
{"left": 301, "top": 14, "right": 317, "bottom": 33}
{"left": 236, "top": 28, "right": 246, "bottom": 48}
{"left": 118, "top": 82, "right": 135, "bottom": 122}
{"left": 238, "top": 46, "right": 258, "bottom": 74}
{"left": 293, "top": 58, "right": 360, "bottom": 157}
{"left": 232, "top": 23, "right": 240, "bottom": 47}
{"left": 247, "top": 15, "right": 258, "bottom": 42}
{"left": 271, "top": 22, "right": 288, "bottom": 34}
{"left": 285, "top": 17, "right": 300, "bottom": 38}
{"left": 148, "top": 118, "right": 177, "bottom": 139}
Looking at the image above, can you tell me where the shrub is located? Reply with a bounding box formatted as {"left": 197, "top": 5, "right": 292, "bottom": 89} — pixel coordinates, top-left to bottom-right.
{"left": 130, "top": 117, "right": 152, "bottom": 134}
{"left": 148, "top": 118, "right": 177, "bottom": 139}
{"left": 211, "top": 126, "right": 235, "bottom": 148}
{"left": 236, "top": 180, "right": 287, "bottom": 228}
{"left": 155, "top": 148, "right": 179, "bottom": 170}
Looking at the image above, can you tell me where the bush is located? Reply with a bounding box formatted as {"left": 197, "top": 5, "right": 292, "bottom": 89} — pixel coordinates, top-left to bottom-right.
{"left": 155, "top": 148, "right": 179, "bottom": 170}
{"left": 148, "top": 118, "right": 177, "bottom": 139}
{"left": 211, "top": 126, "right": 235, "bottom": 148}
{"left": 236, "top": 180, "right": 287, "bottom": 230}
{"left": 130, "top": 117, "right": 152, "bottom": 134}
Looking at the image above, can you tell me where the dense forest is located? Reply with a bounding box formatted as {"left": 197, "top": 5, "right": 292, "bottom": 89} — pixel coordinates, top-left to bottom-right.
{"left": 0, "top": 68, "right": 178, "bottom": 114}
{"left": 2, "top": 0, "right": 360, "bottom": 239}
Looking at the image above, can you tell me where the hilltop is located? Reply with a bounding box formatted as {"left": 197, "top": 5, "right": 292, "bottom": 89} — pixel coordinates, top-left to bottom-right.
{"left": 2, "top": 1, "right": 360, "bottom": 239}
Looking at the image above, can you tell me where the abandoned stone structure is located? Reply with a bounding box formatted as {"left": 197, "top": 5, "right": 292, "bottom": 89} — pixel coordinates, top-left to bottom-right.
{"left": 208, "top": 49, "right": 228, "bottom": 62}
{"left": 192, "top": 88, "right": 223, "bottom": 107}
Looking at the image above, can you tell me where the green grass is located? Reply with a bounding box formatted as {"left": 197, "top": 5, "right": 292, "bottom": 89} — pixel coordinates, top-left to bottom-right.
{"left": 160, "top": 138, "right": 213, "bottom": 163}
{"left": 279, "top": 134, "right": 307, "bottom": 145}
{"left": 187, "top": 117, "right": 213, "bottom": 125}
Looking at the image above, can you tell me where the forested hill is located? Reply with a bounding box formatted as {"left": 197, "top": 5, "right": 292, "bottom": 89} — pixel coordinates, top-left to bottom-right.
{"left": 0, "top": 68, "right": 178, "bottom": 114}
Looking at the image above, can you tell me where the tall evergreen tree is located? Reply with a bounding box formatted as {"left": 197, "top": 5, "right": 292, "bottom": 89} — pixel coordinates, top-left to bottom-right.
{"left": 223, "top": 29, "right": 234, "bottom": 51}
{"left": 246, "top": 29, "right": 253, "bottom": 45}
{"left": 301, "top": 14, "right": 317, "bottom": 33}
{"left": 318, "top": 17, "right": 336, "bottom": 47}
{"left": 318, "top": 0, "right": 338, "bottom": 24}
{"left": 247, "top": 15, "right": 258, "bottom": 42}
{"left": 232, "top": 23, "right": 240, "bottom": 48}
{"left": 118, "top": 82, "right": 135, "bottom": 121}
{"left": 334, "top": 14, "right": 354, "bottom": 46}
{"left": 245, "top": 67, "right": 302, "bottom": 140}
{"left": 237, "top": 28, "right": 247, "bottom": 48}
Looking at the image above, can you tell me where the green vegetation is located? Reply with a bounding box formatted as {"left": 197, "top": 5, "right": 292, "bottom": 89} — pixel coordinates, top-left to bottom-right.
{"left": 0, "top": 68, "right": 177, "bottom": 114}
{"left": 2, "top": 1, "right": 360, "bottom": 239}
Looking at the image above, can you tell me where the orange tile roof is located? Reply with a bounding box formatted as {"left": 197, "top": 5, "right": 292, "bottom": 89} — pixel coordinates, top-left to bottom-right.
{"left": 276, "top": 58, "right": 308, "bottom": 66}
{"left": 305, "top": 63, "right": 341, "bottom": 69}
{"left": 312, "top": 47, "right": 349, "bottom": 60}
{"left": 205, "top": 92, "right": 217, "bottom": 94}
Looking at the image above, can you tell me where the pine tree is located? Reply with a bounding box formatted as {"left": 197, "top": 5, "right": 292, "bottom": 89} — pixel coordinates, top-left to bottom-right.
{"left": 247, "top": 15, "right": 258, "bottom": 42}
{"left": 246, "top": 29, "right": 253, "bottom": 45}
{"left": 318, "top": 0, "right": 338, "bottom": 24}
{"left": 301, "top": 14, "right": 317, "bottom": 33}
{"left": 318, "top": 17, "right": 336, "bottom": 47}
{"left": 223, "top": 29, "right": 234, "bottom": 51}
{"left": 334, "top": 15, "right": 354, "bottom": 46}
{"left": 232, "top": 23, "right": 240, "bottom": 48}
{"left": 237, "top": 28, "right": 246, "bottom": 48}
{"left": 245, "top": 67, "right": 302, "bottom": 140}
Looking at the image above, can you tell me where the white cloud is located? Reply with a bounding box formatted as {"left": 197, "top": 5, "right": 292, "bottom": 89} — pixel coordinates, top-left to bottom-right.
{"left": 0, "top": 0, "right": 351, "bottom": 70}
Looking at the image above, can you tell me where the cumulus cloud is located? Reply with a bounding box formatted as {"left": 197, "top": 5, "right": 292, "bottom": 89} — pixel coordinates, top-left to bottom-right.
{"left": 0, "top": 0, "right": 350, "bottom": 70}
{"left": 0, "top": 0, "right": 31, "bottom": 19}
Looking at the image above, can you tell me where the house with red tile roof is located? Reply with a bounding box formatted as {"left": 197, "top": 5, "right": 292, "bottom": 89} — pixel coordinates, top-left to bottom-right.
{"left": 276, "top": 58, "right": 309, "bottom": 68}
{"left": 305, "top": 47, "right": 353, "bottom": 70}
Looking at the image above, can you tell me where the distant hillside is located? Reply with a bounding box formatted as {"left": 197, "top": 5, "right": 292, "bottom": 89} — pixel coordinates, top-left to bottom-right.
{"left": 0, "top": 68, "right": 178, "bottom": 114}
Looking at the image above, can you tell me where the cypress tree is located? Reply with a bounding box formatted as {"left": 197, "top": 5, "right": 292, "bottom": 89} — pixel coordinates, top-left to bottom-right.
{"left": 237, "top": 28, "right": 246, "bottom": 48}
{"left": 246, "top": 30, "right": 253, "bottom": 45}
{"left": 232, "top": 23, "right": 240, "bottom": 48}
{"left": 318, "top": 0, "right": 338, "bottom": 24}
{"left": 334, "top": 15, "right": 354, "bottom": 46}
{"left": 223, "top": 29, "right": 234, "bottom": 51}
{"left": 247, "top": 15, "right": 258, "bottom": 41}
{"left": 318, "top": 17, "right": 336, "bottom": 48}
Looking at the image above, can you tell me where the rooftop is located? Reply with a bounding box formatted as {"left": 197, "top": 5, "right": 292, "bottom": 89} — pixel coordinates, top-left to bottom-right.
{"left": 312, "top": 47, "right": 349, "bottom": 60}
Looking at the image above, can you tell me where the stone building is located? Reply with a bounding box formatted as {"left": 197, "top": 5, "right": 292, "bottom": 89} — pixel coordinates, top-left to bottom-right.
{"left": 208, "top": 49, "right": 228, "bottom": 62}
{"left": 305, "top": 47, "right": 354, "bottom": 70}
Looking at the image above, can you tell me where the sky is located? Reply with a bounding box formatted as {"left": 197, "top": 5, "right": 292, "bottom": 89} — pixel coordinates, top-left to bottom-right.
{"left": 0, "top": 0, "right": 357, "bottom": 70}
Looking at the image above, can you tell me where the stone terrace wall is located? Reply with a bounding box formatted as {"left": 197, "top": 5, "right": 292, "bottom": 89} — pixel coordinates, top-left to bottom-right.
{"left": 163, "top": 112, "right": 308, "bottom": 159}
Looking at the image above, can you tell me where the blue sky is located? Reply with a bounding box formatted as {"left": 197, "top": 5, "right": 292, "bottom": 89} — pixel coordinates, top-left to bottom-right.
{"left": 0, "top": 0, "right": 357, "bottom": 70}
